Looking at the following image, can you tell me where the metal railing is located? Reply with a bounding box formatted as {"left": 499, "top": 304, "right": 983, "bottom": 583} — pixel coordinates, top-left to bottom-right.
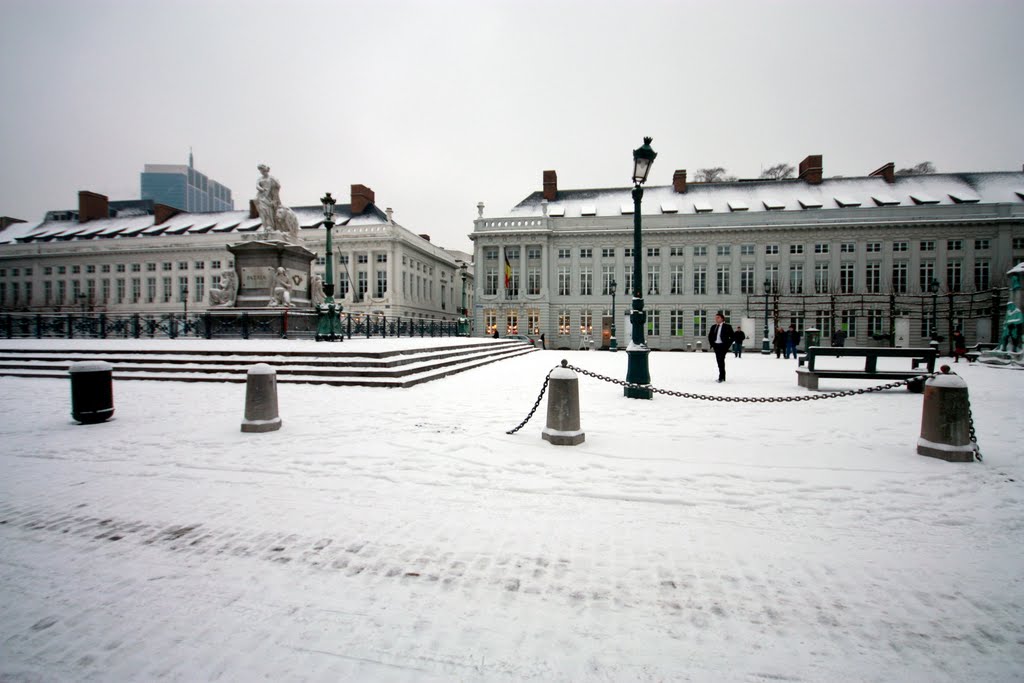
{"left": 0, "top": 310, "right": 461, "bottom": 341}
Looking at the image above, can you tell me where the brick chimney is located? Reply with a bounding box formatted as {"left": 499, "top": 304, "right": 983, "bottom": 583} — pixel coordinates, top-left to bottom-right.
{"left": 798, "top": 155, "right": 823, "bottom": 185}
{"left": 673, "top": 169, "right": 688, "bottom": 193}
{"left": 78, "top": 191, "right": 109, "bottom": 223}
{"left": 870, "top": 162, "right": 895, "bottom": 184}
{"left": 351, "top": 184, "right": 375, "bottom": 215}
{"left": 154, "top": 203, "right": 181, "bottom": 224}
{"left": 543, "top": 170, "right": 558, "bottom": 201}
{"left": 249, "top": 199, "right": 259, "bottom": 219}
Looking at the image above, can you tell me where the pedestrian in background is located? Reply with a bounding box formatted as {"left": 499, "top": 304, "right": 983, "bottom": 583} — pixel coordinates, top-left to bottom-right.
{"left": 708, "top": 312, "right": 735, "bottom": 383}
{"left": 773, "top": 327, "right": 786, "bottom": 358}
{"left": 732, "top": 327, "right": 746, "bottom": 358}
{"left": 784, "top": 324, "right": 801, "bottom": 359}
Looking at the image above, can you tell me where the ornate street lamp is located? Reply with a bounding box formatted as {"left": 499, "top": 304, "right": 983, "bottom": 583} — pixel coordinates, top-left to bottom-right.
{"left": 929, "top": 277, "right": 940, "bottom": 344}
{"left": 315, "top": 192, "right": 343, "bottom": 342}
{"left": 458, "top": 262, "right": 470, "bottom": 336}
{"left": 624, "top": 137, "right": 657, "bottom": 399}
{"left": 609, "top": 277, "right": 618, "bottom": 352}
{"left": 761, "top": 277, "right": 771, "bottom": 354}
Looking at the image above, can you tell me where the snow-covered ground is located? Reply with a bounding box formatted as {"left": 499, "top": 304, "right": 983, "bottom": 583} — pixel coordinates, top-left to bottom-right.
{"left": 1, "top": 339, "right": 1022, "bottom": 682}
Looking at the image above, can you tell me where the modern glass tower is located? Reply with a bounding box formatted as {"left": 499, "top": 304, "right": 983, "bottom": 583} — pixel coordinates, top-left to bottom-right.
{"left": 140, "top": 151, "right": 233, "bottom": 213}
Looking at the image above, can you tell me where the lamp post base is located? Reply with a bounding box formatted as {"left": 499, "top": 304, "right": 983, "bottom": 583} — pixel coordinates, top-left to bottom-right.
{"left": 457, "top": 317, "right": 470, "bottom": 337}
{"left": 315, "top": 300, "right": 343, "bottom": 342}
{"left": 610, "top": 336, "right": 618, "bottom": 352}
{"left": 624, "top": 346, "right": 652, "bottom": 399}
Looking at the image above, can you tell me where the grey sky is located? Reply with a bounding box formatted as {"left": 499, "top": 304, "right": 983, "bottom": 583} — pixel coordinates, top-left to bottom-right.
{"left": 1, "top": 0, "right": 1021, "bottom": 252}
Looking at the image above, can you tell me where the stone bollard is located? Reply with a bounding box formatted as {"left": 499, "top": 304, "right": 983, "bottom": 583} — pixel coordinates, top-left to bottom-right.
{"left": 917, "top": 366, "right": 975, "bottom": 462}
{"left": 241, "top": 363, "right": 282, "bottom": 433}
{"left": 69, "top": 360, "right": 114, "bottom": 424}
{"left": 541, "top": 361, "right": 585, "bottom": 446}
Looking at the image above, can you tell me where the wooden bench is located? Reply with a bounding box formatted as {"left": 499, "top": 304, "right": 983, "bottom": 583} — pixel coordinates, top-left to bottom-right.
{"left": 795, "top": 346, "right": 937, "bottom": 392}
{"left": 964, "top": 342, "right": 998, "bottom": 363}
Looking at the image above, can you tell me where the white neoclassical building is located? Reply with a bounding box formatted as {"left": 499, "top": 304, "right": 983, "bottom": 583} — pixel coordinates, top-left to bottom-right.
{"left": 0, "top": 184, "right": 474, "bottom": 322}
{"left": 470, "top": 155, "right": 1024, "bottom": 349}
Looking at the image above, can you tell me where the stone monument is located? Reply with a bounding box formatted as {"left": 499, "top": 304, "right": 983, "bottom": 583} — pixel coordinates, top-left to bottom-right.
{"left": 225, "top": 164, "right": 315, "bottom": 309}
{"left": 978, "top": 262, "right": 1024, "bottom": 367}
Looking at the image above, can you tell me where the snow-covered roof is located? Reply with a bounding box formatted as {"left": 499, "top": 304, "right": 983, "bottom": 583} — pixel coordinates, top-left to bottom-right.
{"left": 506, "top": 171, "right": 1024, "bottom": 219}
{"left": 0, "top": 202, "right": 392, "bottom": 246}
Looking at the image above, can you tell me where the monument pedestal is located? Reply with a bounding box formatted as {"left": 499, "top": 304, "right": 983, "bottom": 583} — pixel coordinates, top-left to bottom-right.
{"left": 228, "top": 240, "right": 315, "bottom": 309}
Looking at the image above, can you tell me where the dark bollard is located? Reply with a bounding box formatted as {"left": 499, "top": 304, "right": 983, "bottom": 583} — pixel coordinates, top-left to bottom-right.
{"left": 917, "top": 366, "right": 975, "bottom": 462}
{"left": 241, "top": 363, "right": 281, "bottom": 433}
{"left": 69, "top": 361, "right": 114, "bottom": 424}
{"left": 542, "top": 362, "right": 585, "bottom": 446}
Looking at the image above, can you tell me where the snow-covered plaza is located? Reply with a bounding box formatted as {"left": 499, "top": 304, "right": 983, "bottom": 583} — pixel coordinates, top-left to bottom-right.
{"left": 1, "top": 339, "right": 1022, "bottom": 682}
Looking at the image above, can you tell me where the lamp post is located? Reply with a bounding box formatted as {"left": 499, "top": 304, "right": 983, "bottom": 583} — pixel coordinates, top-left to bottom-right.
{"left": 761, "top": 277, "right": 771, "bottom": 354}
{"left": 458, "top": 262, "right": 470, "bottom": 336}
{"left": 315, "top": 192, "right": 343, "bottom": 342}
{"left": 624, "top": 137, "right": 656, "bottom": 399}
{"left": 929, "top": 277, "right": 940, "bottom": 345}
{"left": 609, "top": 277, "right": 618, "bottom": 351}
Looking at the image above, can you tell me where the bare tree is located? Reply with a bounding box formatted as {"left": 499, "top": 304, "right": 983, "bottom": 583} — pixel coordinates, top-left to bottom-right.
{"left": 759, "top": 163, "right": 795, "bottom": 180}
{"left": 895, "top": 161, "right": 936, "bottom": 175}
{"left": 695, "top": 167, "right": 735, "bottom": 183}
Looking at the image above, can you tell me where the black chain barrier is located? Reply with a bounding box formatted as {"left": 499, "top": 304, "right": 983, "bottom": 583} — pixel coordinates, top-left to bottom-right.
{"left": 508, "top": 360, "right": 982, "bottom": 461}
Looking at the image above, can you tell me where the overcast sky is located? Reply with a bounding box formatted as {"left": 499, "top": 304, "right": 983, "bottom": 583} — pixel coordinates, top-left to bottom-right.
{"left": 1, "top": 0, "right": 1021, "bottom": 252}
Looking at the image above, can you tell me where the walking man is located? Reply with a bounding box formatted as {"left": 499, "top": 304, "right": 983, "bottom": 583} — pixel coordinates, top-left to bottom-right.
{"left": 708, "top": 312, "right": 735, "bottom": 383}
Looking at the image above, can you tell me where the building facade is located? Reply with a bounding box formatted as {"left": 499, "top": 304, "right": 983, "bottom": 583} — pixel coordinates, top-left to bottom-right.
{"left": 0, "top": 185, "right": 472, "bottom": 322}
{"left": 140, "top": 152, "right": 233, "bottom": 213}
{"left": 470, "top": 156, "right": 1024, "bottom": 349}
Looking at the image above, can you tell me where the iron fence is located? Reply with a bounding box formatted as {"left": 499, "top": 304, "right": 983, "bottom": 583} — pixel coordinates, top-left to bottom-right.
{"left": 0, "top": 310, "right": 461, "bottom": 341}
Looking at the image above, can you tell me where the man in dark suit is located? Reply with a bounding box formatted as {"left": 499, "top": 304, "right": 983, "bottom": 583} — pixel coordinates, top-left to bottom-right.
{"left": 708, "top": 312, "right": 735, "bottom": 383}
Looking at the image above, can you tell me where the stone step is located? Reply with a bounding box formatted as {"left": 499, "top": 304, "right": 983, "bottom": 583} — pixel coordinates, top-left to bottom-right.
{"left": 0, "top": 341, "right": 537, "bottom": 388}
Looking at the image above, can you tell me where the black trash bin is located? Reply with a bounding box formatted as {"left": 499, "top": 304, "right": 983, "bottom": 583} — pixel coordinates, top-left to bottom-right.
{"left": 69, "top": 360, "right": 114, "bottom": 424}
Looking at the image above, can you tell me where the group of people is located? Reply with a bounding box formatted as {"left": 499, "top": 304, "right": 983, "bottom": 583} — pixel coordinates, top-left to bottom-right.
{"left": 772, "top": 325, "right": 803, "bottom": 359}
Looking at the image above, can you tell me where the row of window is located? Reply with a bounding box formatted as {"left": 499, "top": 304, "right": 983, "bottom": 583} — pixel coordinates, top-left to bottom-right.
{"left": 484, "top": 238, "right": 1013, "bottom": 262}
{"left": 0, "top": 276, "right": 213, "bottom": 306}
{"left": 0, "top": 260, "right": 226, "bottom": 279}
{"left": 482, "top": 308, "right": 967, "bottom": 341}
{"left": 482, "top": 259, "right": 994, "bottom": 297}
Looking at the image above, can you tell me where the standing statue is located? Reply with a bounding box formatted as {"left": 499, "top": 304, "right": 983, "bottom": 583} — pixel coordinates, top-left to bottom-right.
{"left": 999, "top": 300, "right": 1023, "bottom": 352}
{"left": 209, "top": 270, "right": 238, "bottom": 307}
{"left": 255, "top": 164, "right": 281, "bottom": 234}
{"left": 268, "top": 267, "right": 293, "bottom": 307}
{"left": 310, "top": 274, "right": 326, "bottom": 307}
{"left": 255, "top": 164, "right": 301, "bottom": 243}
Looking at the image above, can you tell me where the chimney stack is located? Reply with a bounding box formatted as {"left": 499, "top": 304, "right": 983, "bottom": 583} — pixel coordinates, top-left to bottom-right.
{"left": 673, "top": 169, "right": 688, "bottom": 193}
{"left": 798, "top": 155, "right": 823, "bottom": 185}
{"left": 78, "top": 191, "right": 109, "bottom": 223}
{"left": 154, "top": 203, "right": 181, "bottom": 224}
{"left": 543, "top": 170, "right": 558, "bottom": 201}
{"left": 351, "top": 184, "right": 375, "bottom": 215}
{"left": 419, "top": 234, "right": 431, "bottom": 242}
{"left": 870, "top": 162, "right": 895, "bottom": 184}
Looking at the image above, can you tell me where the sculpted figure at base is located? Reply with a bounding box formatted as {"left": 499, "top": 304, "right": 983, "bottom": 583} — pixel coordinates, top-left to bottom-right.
{"left": 310, "top": 274, "right": 326, "bottom": 307}
{"left": 255, "top": 164, "right": 301, "bottom": 244}
{"left": 999, "top": 301, "right": 1023, "bottom": 352}
{"left": 209, "top": 270, "right": 238, "bottom": 307}
{"left": 268, "top": 267, "right": 293, "bottom": 307}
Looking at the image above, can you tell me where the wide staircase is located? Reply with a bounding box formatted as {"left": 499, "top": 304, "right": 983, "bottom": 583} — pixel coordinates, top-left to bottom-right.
{"left": 0, "top": 340, "right": 537, "bottom": 388}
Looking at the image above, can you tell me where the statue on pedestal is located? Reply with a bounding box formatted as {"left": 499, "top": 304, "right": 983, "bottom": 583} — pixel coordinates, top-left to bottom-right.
{"left": 255, "top": 164, "right": 300, "bottom": 243}
{"left": 310, "top": 274, "right": 326, "bottom": 307}
{"left": 209, "top": 270, "right": 238, "bottom": 307}
{"left": 268, "top": 267, "right": 293, "bottom": 307}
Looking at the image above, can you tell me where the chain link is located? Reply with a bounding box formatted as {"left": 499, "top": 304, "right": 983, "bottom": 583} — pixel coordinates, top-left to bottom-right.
{"left": 505, "top": 367, "right": 556, "bottom": 434}
{"left": 964, "top": 390, "right": 982, "bottom": 462}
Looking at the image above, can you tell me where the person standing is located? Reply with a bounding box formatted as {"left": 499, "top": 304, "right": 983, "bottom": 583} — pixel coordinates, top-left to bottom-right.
{"left": 732, "top": 327, "right": 746, "bottom": 358}
{"left": 784, "top": 324, "right": 801, "bottom": 359}
{"left": 708, "top": 312, "right": 734, "bottom": 383}
{"left": 773, "top": 326, "right": 786, "bottom": 358}
{"left": 951, "top": 328, "right": 966, "bottom": 362}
